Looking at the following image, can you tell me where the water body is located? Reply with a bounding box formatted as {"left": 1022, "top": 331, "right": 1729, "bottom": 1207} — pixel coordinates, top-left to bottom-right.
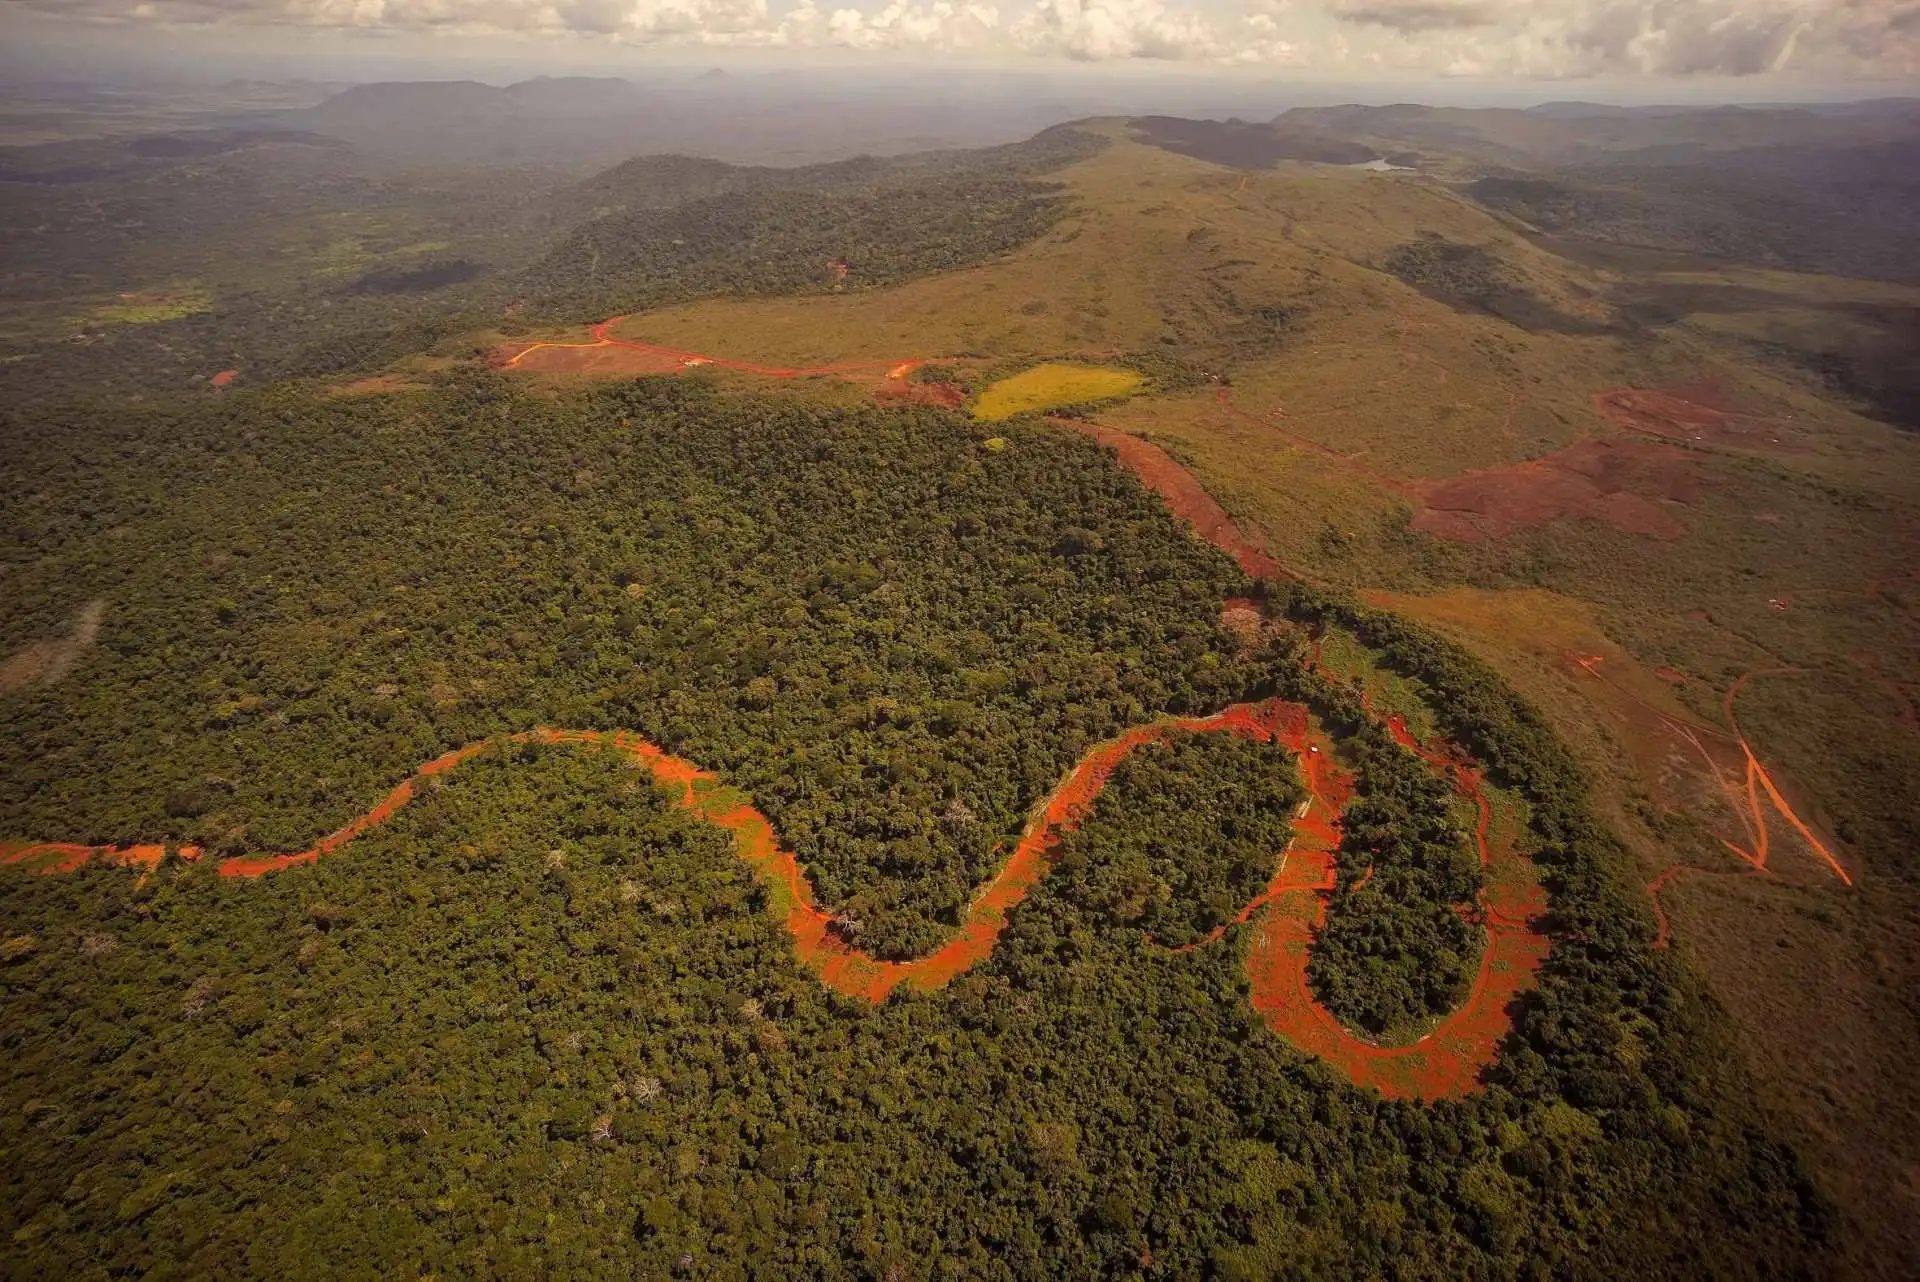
{"left": 1352, "top": 157, "right": 1415, "bottom": 172}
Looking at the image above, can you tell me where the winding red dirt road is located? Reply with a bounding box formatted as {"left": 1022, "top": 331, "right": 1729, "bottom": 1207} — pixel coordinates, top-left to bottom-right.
{"left": 4, "top": 343, "right": 1568, "bottom": 1101}
{"left": 0, "top": 690, "right": 1543, "bottom": 1099}
{"left": 1046, "top": 417, "right": 1554, "bottom": 1095}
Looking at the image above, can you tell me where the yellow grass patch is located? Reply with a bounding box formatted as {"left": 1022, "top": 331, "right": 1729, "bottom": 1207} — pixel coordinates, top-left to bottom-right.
{"left": 972, "top": 363, "right": 1143, "bottom": 422}
{"left": 87, "top": 285, "right": 211, "bottom": 325}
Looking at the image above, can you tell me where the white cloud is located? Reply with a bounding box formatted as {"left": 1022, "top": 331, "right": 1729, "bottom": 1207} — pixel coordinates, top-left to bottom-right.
{"left": 1011, "top": 0, "right": 1220, "bottom": 60}
{"left": 8, "top": 0, "right": 1920, "bottom": 75}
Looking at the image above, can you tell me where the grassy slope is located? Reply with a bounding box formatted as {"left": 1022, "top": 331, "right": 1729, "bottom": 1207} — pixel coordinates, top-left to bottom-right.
{"left": 481, "top": 121, "right": 1920, "bottom": 1273}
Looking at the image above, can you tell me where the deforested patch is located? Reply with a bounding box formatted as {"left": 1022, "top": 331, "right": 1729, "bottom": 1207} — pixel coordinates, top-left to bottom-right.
{"left": 1, "top": 599, "right": 105, "bottom": 695}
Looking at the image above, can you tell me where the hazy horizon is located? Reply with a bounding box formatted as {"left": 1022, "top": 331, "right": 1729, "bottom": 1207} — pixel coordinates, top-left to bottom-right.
{"left": 4, "top": 0, "right": 1917, "bottom": 111}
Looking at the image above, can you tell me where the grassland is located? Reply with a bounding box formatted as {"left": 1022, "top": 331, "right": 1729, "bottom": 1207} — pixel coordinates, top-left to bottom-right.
{"left": 85, "top": 283, "right": 211, "bottom": 325}
{"left": 972, "top": 363, "right": 1143, "bottom": 421}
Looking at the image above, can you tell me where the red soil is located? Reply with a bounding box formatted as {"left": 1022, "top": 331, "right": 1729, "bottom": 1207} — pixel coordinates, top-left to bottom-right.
{"left": 1570, "top": 655, "right": 1854, "bottom": 943}
{"left": 1240, "top": 697, "right": 1548, "bottom": 1099}
{"left": 209, "top": 369, "right": 238, "bottom": 388}
{"left": 1592, "top": 382, "right": 1792, "bottom": 451}
{"left": 2, "top": 359, "right": 1566, "bottom": 1101}
{"left": 500, "top": 316, "right": 922, "bottom": 382}
{"left": 1646, "top": 863, "right": 1689, "bottom": 950}
{"left": 874, "top": 378, "right": 966, "bottom": 410}
{"left": 1205, "top": 382, "right": 1701, "bottom": 546}
{"left": 1048, "top": 417, "right": 1290, "bottom": 581}
{"left": 1721, "top": 669, "right": 1853, "bottom": 886}
{"left": 1411, "top": 439, "right": 1704, "bottom": 542}
{"left": 0, "top": 707, "right": 1306, "bottom": 997}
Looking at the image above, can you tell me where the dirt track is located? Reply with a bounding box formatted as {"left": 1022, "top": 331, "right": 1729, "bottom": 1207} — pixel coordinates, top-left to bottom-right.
{"left": 501, "top": 316, "right": 922, "bottom": 381}
{"left": 1051, "top": 417, "right": 1554, "bottom": 1094}
{"left": 1569, "top": 655, "right": 1855, "bottom": 946}
{"left": 3, "top": 334, "right": 1580, "bottom": 1101}
{"left": 1051, "top": 417, "right": 1290, "bottom": 581}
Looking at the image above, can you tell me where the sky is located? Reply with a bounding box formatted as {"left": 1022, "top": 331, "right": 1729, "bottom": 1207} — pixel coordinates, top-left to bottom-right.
{"left": 3, "top": 0, "right": 1918, "bottom": 94}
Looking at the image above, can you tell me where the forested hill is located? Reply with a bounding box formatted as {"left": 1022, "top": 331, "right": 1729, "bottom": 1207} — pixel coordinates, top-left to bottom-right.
{"left": 0, "top": 125, "right": 1107, "bottom": 408}
{"left": 0, "top": 373, "right": 1829, "bottom": 1275}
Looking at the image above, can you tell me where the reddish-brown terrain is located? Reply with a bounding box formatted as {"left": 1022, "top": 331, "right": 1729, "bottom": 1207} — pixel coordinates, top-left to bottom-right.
{"left": 1593, "top": 381, "right": 1801, "bottom": 452}
{"left": 499, "top": 316, "right": 921, "bottom": 381}
{"left": 1051, "top": 417, "right": 1290, "bottom": 581}
{"left": 1411, "top": 438, "right": 1705, "bottom": 542}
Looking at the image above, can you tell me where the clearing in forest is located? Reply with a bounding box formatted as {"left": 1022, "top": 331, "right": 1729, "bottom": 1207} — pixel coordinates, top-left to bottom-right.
{"left": 973, "top": 363, "right": 1143, "bottom": 422}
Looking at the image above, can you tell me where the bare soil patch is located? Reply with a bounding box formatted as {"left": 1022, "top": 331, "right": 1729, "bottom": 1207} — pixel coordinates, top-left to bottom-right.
{"left": 874, "top": 379, "right": 965, "bottom": 409}
{"left": 1411, "top": 438, "right": 1704, "bottom": 542}
{"left": 1593, "top": 382, "right": 1796, "bottom": 450}
{"left": 0, "top": 600, "right": 104, "bottom": 695}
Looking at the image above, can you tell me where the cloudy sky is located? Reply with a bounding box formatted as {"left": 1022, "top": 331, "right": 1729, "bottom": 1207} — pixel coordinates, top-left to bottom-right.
{"left": 4, "top": 0, "right": 1918, "bottom": 85}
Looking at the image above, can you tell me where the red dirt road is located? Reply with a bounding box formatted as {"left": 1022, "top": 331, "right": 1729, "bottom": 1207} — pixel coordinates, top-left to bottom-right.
{"left": 0, "top": 694, "right": 1542, "bottom": 1100}
{"left": 4, "top": 368, "right": 1565, "bottom": 1102}
{"left": 1050, "top": 417, "right": 1291, "bottom": 581}
{"left": 500, "top": 316, "right": 922, "bottom": 381}
{"left": 1055, "top": 415, "right": 1554, "bottom": 1096}
{"left": 1569, "top": 655, "right": 1855, "bottom": 946}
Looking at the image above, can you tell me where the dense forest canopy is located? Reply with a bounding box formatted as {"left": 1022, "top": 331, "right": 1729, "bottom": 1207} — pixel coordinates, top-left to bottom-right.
{"left": 1, "top": 374, "right": 1246, "bottom": 957}
{"left": 1, "top": 373, "right": 1829, "bottom": 1275}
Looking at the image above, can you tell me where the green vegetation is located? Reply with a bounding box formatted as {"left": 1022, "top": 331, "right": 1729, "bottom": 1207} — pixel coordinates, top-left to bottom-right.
{"left": 85, "top": 284, "right": 212, "bottom": 325}
{"left": 1049, "top": 732, "right": 1302, "bottom": 950}
{"left": 0, "top": 127, "right": 1106, "bottom": 405}
{"left": 532, "top": 175, "right": 1077, "bottom": 326}
{"left": 1383, "top": 236, "right": 1596, "bottom": 334}
{"left": 973, "top": 363, "right": 1144, "bottom": 422}
{"left": 0, "top": 375, "right": 1248, "bottom": 960}
{"left": 1308, "top": 729, "right": 1481, "bottom": 1037}
{"left": 4, "top": 100, "right": 1907, "bottom": 1273}
{"left": 0, "top": 372, "right": 1833, "bottom": 1275}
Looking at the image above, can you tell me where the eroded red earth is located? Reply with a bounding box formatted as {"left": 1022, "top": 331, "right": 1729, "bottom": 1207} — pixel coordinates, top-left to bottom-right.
{"left": 1592, "top": 381, "right": 1773, "bottom": 449}
{"left": 1051, "top": 417, "right": 1290, "bottom": 581}
{"left": 2, "top": 413, "right": 1561, "bottom": 1100}
{"left": 1569, "top": 655, "right": 1855, "bottom": 946}
{"left": 1206, "top": 384, "right": 1707, "bottom": 544}
{"left": 1410, "top": 438, "right": 1705, "bottom": 542}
